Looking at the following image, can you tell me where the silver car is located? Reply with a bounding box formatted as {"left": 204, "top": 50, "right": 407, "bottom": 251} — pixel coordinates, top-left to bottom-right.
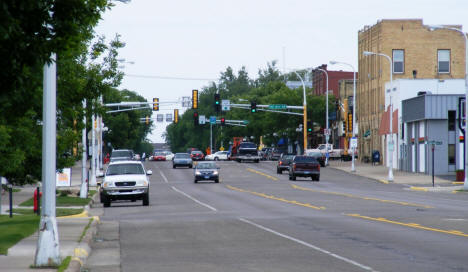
{"left": 194, "top": 162, "right": 219, "bottom": 183}
{"left": 173, "top": 153, "right": 193, "bottom": 168}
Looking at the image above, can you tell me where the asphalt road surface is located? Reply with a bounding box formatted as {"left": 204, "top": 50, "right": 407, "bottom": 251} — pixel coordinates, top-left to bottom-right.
{"left": 96, "top": 160, "right": 468, "bottom": 272}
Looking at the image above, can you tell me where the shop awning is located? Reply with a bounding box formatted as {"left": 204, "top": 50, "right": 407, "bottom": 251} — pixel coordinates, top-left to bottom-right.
{"left": 378, "top": 105, "right": 398, "bottom": 135}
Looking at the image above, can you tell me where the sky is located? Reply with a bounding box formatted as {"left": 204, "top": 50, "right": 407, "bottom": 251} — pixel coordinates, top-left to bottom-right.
{"left": 95, "top": 0, "right": 468, "bottom": 143}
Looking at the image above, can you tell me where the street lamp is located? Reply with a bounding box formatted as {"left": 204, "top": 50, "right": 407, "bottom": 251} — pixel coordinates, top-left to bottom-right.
{"left": 316, "top": 68, "right": 330, "bottom": 165}
{"left": 330, "top": 61, "right": 356, "bottom": 172}
{"left": 428, "top": 25, "right": 468, "bottom": 190}
{"left": 363, "top": 51, "right": 394, "bottom": 182}
{"left": 292, "top": 71, "right": 308, "bottom": 154}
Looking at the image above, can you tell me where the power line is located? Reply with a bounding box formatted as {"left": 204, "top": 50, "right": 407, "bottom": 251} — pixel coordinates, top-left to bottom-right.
{"left": 125, "top": 73, "right": 217, "bottom": 81}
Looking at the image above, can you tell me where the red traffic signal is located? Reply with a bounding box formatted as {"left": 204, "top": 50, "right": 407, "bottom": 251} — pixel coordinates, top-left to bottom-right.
{"left": 193, "top": 111, "right": 199, "bottom": 125}
{"left": 220, "top": 117, "right": 225, "bottom": 125}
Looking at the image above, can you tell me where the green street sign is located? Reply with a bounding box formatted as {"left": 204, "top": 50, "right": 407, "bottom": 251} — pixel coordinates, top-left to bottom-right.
{"left": 243, "top": 120, "right": 249, "bottom": 125}
{"left": 268, "top": 104, "right": 287, "bottom": 110}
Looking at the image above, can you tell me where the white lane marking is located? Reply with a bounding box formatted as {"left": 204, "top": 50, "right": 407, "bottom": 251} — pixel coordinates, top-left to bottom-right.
{"left": 238, "top": 218, "right": 377, "bottom": 272}
{"left": 171, "top": 186, "right": 217, "bottom": 212}
{"left": 160, "top": 171, "right": 168, "bottom": 183}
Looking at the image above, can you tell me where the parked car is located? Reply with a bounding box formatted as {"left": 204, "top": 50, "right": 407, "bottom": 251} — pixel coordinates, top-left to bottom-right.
{"left": 193, "top": 161, "right": 220, "bottom": 183}
{"left": 173, "top": 153, "right": 193, "bottom": 168}
{"left": 205, "top": 151, "right": 229, "bottom": 161}
{"left": 306, "top": 151, "right": 326, "bottom": 167}
{"left": 289, "top": 155, "right": 320, "bottom": 181}
{"left": 259, "top": 147, "right": 271, "bottom": 160}
{"left": 152, "top": 152, "right": 166, "bottom": 161}
{"left": 100, "top": 160, "right": 151, "bottom": 207}
{"left": 110, "top": 149, "right": 134, "bottom": 162}
{"left": 277, "top": 154, "right": 295, "bottom": 174}
{"left": 165, "top": 151, "right": 174, "bottom": 161}
{"left": 190, "top": 150, "right": 205, "bottom": 161}
{"left": 267, "top": 148, "right": 284, "bottom": 161}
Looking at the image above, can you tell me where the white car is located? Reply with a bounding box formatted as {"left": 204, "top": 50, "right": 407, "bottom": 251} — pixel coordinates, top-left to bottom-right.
{"left": 205, "top": 151, "right": 229, "bottom": 161}
{"left": 100, "top": 160, "right": 152, "bottom": 207}
{"left": 165, "top": 151, "right": 174, "bottom": 161}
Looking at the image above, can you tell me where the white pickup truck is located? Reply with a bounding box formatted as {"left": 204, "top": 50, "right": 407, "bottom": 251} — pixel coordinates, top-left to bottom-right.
{"left": 306, "top": 144, "right": 343, "bottom": 160}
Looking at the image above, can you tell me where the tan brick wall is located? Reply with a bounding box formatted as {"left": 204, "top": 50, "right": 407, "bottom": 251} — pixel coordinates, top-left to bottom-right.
{"left": 357, "top": 19, "right": 466, "bottom": 159}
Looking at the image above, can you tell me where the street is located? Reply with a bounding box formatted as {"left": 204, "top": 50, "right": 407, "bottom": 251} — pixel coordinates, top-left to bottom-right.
{"left": 93, "top": 160, "right": 468, "bottom": 272}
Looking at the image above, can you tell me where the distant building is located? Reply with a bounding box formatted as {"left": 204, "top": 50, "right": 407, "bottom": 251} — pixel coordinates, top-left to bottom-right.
{"left": 357, "top": 19, "right": 466, "bottom": 162}
{"left": 311, "top": 64, "right": 355, "bottom": 98}
{"left": 286, "top": 81, "right": 312, "bottom": 90}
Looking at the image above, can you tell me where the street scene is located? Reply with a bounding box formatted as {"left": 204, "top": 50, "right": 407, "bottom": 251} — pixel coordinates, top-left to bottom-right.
{"left": 1, "top": 0, "right": 468, "bottom": 272}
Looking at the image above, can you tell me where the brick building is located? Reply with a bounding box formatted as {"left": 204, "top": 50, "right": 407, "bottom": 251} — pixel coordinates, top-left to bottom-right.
{"left": 357, "top": 19, "right": 466, "bottom": 161}
{"left": 311, "top": 64, "right": 355, "bottom": 97}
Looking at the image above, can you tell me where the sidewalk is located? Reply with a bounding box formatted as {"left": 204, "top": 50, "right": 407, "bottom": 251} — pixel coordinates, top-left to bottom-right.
{"left": 0, "top": 160, "right": 100, "bottom": 272}
{"left": 328, "top": 160, "right": 465, "bottom": 192}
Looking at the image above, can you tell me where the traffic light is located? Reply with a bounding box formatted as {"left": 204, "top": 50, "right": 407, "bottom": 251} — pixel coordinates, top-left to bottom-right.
{"left": 220, "top": 117, "right": 225, "bottom": 126}
{"left": 307, "top": 120, "right": 312, "bottom": 133}
{"left": 153, "top": 98, "right": 159, "bottom": 111}
{"left": 250, "top": 101, "right": 257, "bottom": 113}
{"left": 192, "top": 90, "right": 198, "bottom": 109}
{"left": 347, "top": 113, "right": 353, "bottom": 132}
{"left": 342, "top": 122, "right": 346, "bottom": 136}
{"left": 145, "top": 116, "right": 149, "bottom": 125}
{"left": 214, "top": 93, "right": 221, "bottom": 112}
{"left": 193, "top": 111, "right": 199, "bottom": 126}
{"left": 174, "top": 109, "right": 179, "bottom": 124}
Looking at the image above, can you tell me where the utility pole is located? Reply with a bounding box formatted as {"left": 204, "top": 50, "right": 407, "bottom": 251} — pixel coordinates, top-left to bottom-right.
{"left": 90, "top": 113, "right": 97, "bottom": 186}
{"left": 80, "top": 99, "right": 88, "bottom": 198}
{"left": 34, "top": 53, "right": 61, "bottom": 266}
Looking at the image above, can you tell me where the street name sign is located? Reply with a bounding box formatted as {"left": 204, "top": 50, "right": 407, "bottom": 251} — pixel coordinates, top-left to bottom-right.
{"left": 268, "top": 104, "right": 287, "bottom": 110}
{"left": 210, "top": 116, "right": 216, "bottom": 125}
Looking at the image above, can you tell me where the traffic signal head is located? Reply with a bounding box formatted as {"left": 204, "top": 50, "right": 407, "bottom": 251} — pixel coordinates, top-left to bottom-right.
{"left": 221, "top": 117, "right": 225, "bottom": 126}
{"left": 193, "top": 111, "right": 199, "bottom": 126}
{"left": 307, "top": 120, "right": 312, "bottom": 133}
{"left": 174, "top": 109, "right": 179, "bottom": 124}
{"left": 145, "top": 116, "right": 149, "bottom": 125}
{"left": 250, "top": 101, "right": 257, "bottom": 113}
{"left": 192, "top": 90, "right": 198, "bottom": 109}
{"left": 153, "top": 98, "right": 159, "bottom": 111}
{"left": 347, "top": 113, "right": 353, "bottom": 132}
{"left": 214, "top": 93, "right": 221, "bottom": 112}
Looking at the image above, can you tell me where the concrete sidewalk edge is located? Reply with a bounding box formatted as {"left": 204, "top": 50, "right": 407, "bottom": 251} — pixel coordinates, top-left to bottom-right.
{"left": 65, "top": 190, "right": 100, "bottom": 272}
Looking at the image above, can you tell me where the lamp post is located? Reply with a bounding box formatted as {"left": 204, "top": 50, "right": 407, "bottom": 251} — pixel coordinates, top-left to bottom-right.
{"left": 429, "top": 25, "right": 468, "bottom": 190}
{"left": 316, "top": 68, "right": 330, "bottom": 165}
{"left": 330, "top": 61, "right": 356, "bottom": 172}
{"left": 293, "top": 71, "right": 308, "bottom": 154}
{"left": 363, "top": 51, "right": 394, "bottom": 182}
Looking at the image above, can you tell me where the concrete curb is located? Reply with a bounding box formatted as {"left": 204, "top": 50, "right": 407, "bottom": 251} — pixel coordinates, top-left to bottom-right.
{"left": 65, "top": 190, "right": 100, "bottom": 272}
{"left": 328, "top": 165, "right": 392, "bottom": 185}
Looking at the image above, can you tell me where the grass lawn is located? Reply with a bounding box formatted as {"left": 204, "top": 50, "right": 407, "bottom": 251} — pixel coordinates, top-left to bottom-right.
{"left": 11, "top": 208, "right": 84, "bottom": 217}
{"left": 0, "top": 215, "right": 40, "bottom": 255}
{"left": 20, "top": 190, "right": 96, "bottom": 207}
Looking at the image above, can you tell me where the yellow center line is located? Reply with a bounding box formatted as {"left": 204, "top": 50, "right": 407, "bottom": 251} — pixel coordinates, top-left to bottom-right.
{"left": 247, "top": 168, "right": 279, "bottom": 181}
{"left": 291, "top": 184, "right": 433, "bottom": 209}
{"left": 226, "top": 185, "right": 325, "bottom": 210}
{"left": 346, "top": 213, "right": 468, "bottom": 238}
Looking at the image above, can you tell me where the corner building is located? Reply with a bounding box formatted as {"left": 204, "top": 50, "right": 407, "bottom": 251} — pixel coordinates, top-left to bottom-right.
{"left": 357, "top": 19, "right": 466, "bottom": 161}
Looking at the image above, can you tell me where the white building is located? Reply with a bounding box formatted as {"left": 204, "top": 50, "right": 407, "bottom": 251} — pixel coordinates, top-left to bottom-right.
{"left": 381, "top": 79, "right": 465, "bottom": 171}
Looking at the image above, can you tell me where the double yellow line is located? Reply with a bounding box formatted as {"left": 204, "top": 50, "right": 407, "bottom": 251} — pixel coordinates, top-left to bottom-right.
{"left": 226, "top": 185, "right": 325, "bottom": 210}
{"left": 247, "top": 168, "right": 279, "bottom": 181}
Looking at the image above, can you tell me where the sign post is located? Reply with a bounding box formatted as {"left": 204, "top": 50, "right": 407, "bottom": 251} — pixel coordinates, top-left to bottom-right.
{"left": 427, "top": 140, "right": 442, "bottom": 187}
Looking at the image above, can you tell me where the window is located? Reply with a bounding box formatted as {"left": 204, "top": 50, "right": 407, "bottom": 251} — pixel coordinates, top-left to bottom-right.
{"left": 448, "top": 144, "right": 455, "bottom": 165}
{"left": 392, "top": 50, "right": 404, "bottom": 73}
{"left": 448, "top": 110, "right": 456, "bottom": 131}
{"left": 438, "top": 49, "right": 450, "bottom": 73}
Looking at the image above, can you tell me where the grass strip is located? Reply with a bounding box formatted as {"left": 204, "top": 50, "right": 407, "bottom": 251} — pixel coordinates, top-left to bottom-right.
{"left": 455, "top": 189, "right": 468, "bottom": 193}
{"left": 20, "top": 195, "right": 92, "bottom": 207}
{"left": 0, "top": 215, "right": 40, "bottom": 255}
{"left": 57, "top": 256, "right": 71, "bottom": 272}
{"left": 11, "top": 208, "right": 84, "bottom": 217}
{"left": 79, "top": 218, "right": 94, "bottom": 243}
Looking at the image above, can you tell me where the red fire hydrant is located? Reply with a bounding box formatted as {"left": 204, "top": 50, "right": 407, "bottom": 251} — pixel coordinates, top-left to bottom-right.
{"left": 33, "top": 189, "right": 42, "bottom": 212}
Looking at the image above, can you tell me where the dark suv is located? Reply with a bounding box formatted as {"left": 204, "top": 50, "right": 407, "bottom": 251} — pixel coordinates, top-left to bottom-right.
{"left": 277, "top": 154, "right": 294, "bottom": 174}
{"left": 110, "top": 149, "right": 134, "bottom": 162}
{"left": 289, "top": 156, "right": 320, "bottom": 181}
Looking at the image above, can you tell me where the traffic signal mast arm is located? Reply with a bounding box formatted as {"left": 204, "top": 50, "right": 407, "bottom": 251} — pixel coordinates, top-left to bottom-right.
{"left": 230, "top": 103, "right": 304, "bottom": 116}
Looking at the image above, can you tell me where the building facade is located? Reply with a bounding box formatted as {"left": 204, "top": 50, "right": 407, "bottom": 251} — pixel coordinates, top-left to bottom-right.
{"left": 402, "top": 94, "right": 464, "bottom": 175}
{"left": 357, "top": 19, "right": 466, "bottom": 162}
{"left": 311, "top": 64, "right": 355, "bottom": 97}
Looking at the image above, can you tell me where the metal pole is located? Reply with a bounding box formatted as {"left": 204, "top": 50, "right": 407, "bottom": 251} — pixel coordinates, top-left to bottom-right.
{"left": 80, "top": 99, "right": 88, "bottom": 198}
{"left": 35, "top": 53, "right": 61, "bottom": 266}
{"left": 210, "top": 122, "right": 213, "bottom": 154}
{"left": 351, "top": 66, "right": 356, "bottom": 172}
{"left": 317, "top": 68, "right": 329, "bottom": 165}
{"left": 463, "top": 32, "right": 468, "bottom": 190}
{"left": 90, "top": 113, "right": 97, "bottom": 186}
{"left": 9, "top": 186, "right": 12, "bottom": 218}
{"left": 293, "top": 71, "right": 307, "bottom": 153}
{"left": 432, "top": 144, "right": 435, "bottom": 187}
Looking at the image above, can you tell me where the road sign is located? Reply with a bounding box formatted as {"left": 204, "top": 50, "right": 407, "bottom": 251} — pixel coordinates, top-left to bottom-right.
{"left": 350, "top": 137, "right": 358, "bottom": 148}
{"left": 243, "top": 120, "right": 249, "bottom": 125}
{"left": 324, "top": 128, "right": 331, "bottom": 136}
{"left": 427, "top": 140, "right": 442, "bottom": 145}
{"left": 268, "top": 104, "right": 287, "bottom": 110}
{"left": 222, "top": 100, "right": 230, "bottom": 111}
{"left": 210, "top": 116, "right": 216, "bottom": 125}
{"left": 199, "top": 115, "right": 206, "bottom": 125}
